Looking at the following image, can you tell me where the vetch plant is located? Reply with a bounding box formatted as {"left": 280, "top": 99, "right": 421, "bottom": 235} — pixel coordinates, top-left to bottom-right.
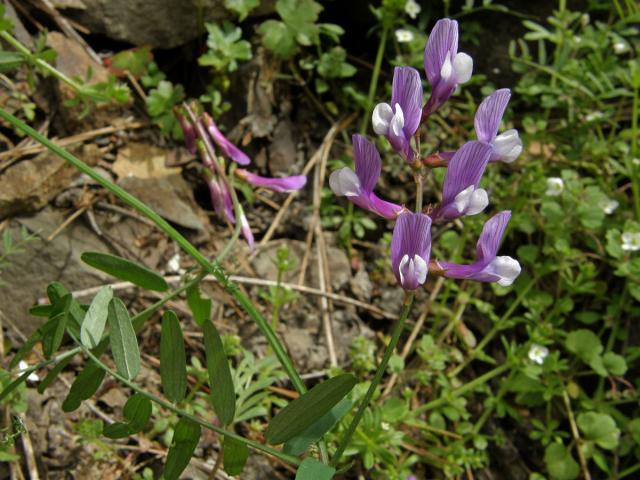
{"left": 1, "top": 15, "right": 525, "bottom": 480}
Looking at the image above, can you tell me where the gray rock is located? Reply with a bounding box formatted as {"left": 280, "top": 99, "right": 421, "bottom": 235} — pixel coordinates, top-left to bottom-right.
{"left": 118, "top": 175, "right": 206, "bottom": 231}
{"left": 350, "top": 266, "right": 373, "bottom": 301}
{"left": 58, "top": 0, "right": 275, "bottom": 48}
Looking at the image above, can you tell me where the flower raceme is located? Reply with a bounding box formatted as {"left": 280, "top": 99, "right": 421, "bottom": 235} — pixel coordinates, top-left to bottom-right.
{"left": 432, "top": 211, "right": 521, "bottom": 286}
{"left": 327, "top": 17, "right": 521, "bottom": 291}
{"left": 329, "top": 134, "right": 405, "bottom": 219}
{"left": 180, "top": 108, "right": 307, "bottom": 248}
{"left": 423, "top": 18, "right": 473, "bottom": 117}
{"left": 372, "top": 67, "right": 423, "bottom": 162}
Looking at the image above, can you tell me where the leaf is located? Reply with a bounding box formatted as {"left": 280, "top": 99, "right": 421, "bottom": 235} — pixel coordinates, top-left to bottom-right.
{"left": 186, "top": 285, "right": 212, "bottom": 327}
{"left": 284, "top": 398, "right": 352, "bottom": 456}
{"left": 160, "top": 311, "right": 187, "bottom": 403}
{"left": 565, "top": 329, "right": 602, "bottom": 364}
{"left": 577, "top": 412, "right": 620, "bottom": 450}
{"left": 43, "top": 295, "right": 72, "bottom": 357}
{"left": 223, "top": 436, "right": 249, "bottom": 475}
{"left": 80, "top": 286, "right": 113, "bottom": 348}
{"left": 0, "top": 51, "right": 24, "bottom": 73}
{"left": 266, "top": 374, "right": 357, "bottom": 445}
{"left": 295, "top": 457, "right": 335, "bottom": 480}
{"left": 81, "top": 252, "right": 168, "bottom": 292}
{"left": 258, "top": 20, "right": 297, "bottom": 59}
{"left": 224, "top": 0, "right": 260, "bottom": 21}
{"left": 103, "top": 393, "right": 152, "bottom": 438}
{"left": 164, "top": 418, "right": 201, "bottom": 480}
{"left": 544, "top": 442, "right": 580, "bottom": 480}
{"left": 38, "top": 354, "right": 74, "bottom": 394}
{"left": 62, "top": 360, "right": 106, "bottom": 412}
{"left": 203, "top": 321, "right": 235, "bottom": 425}
{"left": 602, "top": 351, "right": 627, "bottom": 376}
{"left": 108, "top": 298, "right": 140, "bottom": 380}
{"left": 198, "top": 22, "right": 252, "bottom": 72}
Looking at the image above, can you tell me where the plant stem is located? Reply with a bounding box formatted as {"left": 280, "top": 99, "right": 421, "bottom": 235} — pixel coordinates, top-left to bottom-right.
{"left": 331, "top": 294, "right": 414, "bottom": 467}
{"left": 0, "top": 347, "right": 81, "bottom": 402}
{"left": 563, "top": 390, "right": 592, "bottom": 480}
{"left": 0, "top": 31, "right": 108, "bottom": 102}
{"left": 76, "top": 340, "right": 301, "bottom": 466}
{"left": 414, "top": 363, "right": 510, "bottom": 415}
{"left": 359, "top": 26, "right": 389, "bottom": 134}
{"left": 0, "top": 109, "right": 306, "bottom": 396}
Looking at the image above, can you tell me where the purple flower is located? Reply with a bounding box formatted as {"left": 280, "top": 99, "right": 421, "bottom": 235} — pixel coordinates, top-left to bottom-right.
{"left": 203, "top": 113, "right": 251, "bottom": 165}
{"left": 329, "top": 134, "right": 405, "bottom": 219}
{"left": 423, "top": 19, "right": 473, "bottom": 116}
{"left": 209, "top": 177, "right": 235, "bottom": 223}
{"left": 474, "top": 89, "right": 523, "bottom": 163}
{"left": 176, "top": 111, "right": 197, "bottom": 155}
{"left": 431, "top": 141, "right": 492, "bottom": 221}
{"left": 436, "top": 211, "right": 521, "bottom": 286}
{"left": 391, "top": 212, "right": 433, "bottom": 290}
{"left": 372, "top": 67, "right": 423, "bottom": 161}
{"left": 236, "top": 169, "right": 307, "bottom": 192}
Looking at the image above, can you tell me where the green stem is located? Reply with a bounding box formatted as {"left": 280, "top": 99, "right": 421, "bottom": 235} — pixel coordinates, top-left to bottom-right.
{"left": 414, "top": 363, "right": 510, "bottom": 415}
{"left": 359, "top": 26, "right": 389, "bottom": 134}
{"left": 77, "top": 340, "right": 301, "bottom": 466}
{"left": 331, "top": 294, "right": 414, "bottom": 467}
{"left": 628, "top": 73, "right": 640, "bottom": 218}
{"left": 0, "top": 31, "right": 108, "bottom": 102}
{"left": 0, "top": 109, "right": 306, "bottom": 396}
{"left": 0, "top": 347, "right": 81, "bottom": 402}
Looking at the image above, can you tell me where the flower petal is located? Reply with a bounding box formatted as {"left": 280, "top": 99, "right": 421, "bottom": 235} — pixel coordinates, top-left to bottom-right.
{"left": 476, "top": 210, "right": 512, "bottom": 262}
{"left": 352, "top": 134, "right": 381, "bottom": 194}
{"left": 240, "top": 170, "right": 307, "bottom": 192}
{"left": 424, "top": 19, "right": 458, "bottom": 86}
{"left": 474, "top": 89, "right": 511, "bottom": 143}
{"left": 441, "top": 141, "right": 492, "bottom": 206}
{"left": 204, "top": 114, "right": 251, "bottom": 165}
{"left": 329, "top": 167, "right": 361, "bottom": 197}
{"left": 391, "top": 67, "right": 423, "bottom": 137}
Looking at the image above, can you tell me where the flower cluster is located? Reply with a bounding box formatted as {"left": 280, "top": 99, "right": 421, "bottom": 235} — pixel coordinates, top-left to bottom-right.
{"left": 330, "top": 18, "right": 522, "bottom": 291}
{"left": 178, "top": 109, "right": 306, "bottom": 248}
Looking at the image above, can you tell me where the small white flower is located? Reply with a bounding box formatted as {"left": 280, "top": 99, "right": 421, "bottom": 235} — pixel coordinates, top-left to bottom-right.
{"left": 621, "top": 232, "right": 640, "bottom": 252}
{"left": 528, "top": 344, "right": 549, "bottom": 365}
{"left": 381, "top": 421, "right": 390, "bottom": 431}
{"left": 167, "top": 253, "right": 182, "bottom": 273}
{"left": 18, "top": 360, "right": 40, "bottom": 382}
{"left": 404, "top": 0, "right": 421, "bottom": 19}
{"left": 545, "top": 177, "right": 564, "bottom": 196}
{"left": 613, "top": 41, "right": 628, "bottom": 54}
{"left": 395, "top": 29, "right": 414, "bottom": 43}
{"left": 633, "top": 158, "right": 640, "bottom": 166}
{"left": 574, "top": 36, "right": 582, "bottom": 44}
{"left": 585, "top": 111, "right": 604, "bottom": 122}
{"left": 599, "top": 198, "right": 619, "bottom": 215}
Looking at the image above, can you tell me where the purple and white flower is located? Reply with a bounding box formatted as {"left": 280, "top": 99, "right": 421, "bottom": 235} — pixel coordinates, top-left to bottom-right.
{"left": 431, "top": 141, "right": 492, "bottom": 220}
{"left": 423, "top": 18, "right": 473, "bottom": 116}
{"left": 474, "top": 89, "right": 523, "bottom": 163}
{"left": 237, "top": 170, "right": 307, "bottom": 192}
{"left": 203, "top": 113, "right": 251, "bottom": 165}
{"left": 329, "top": 134, "right": 405, "bottom": 219}
{"left": 435, "top": 211, "right": 521, "bottom": 286}
{"left": 391, "top": 212, "right": 433, "bottom": 290}
{"left": 372, "top": 67, "right": 423, "bottom": 162}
